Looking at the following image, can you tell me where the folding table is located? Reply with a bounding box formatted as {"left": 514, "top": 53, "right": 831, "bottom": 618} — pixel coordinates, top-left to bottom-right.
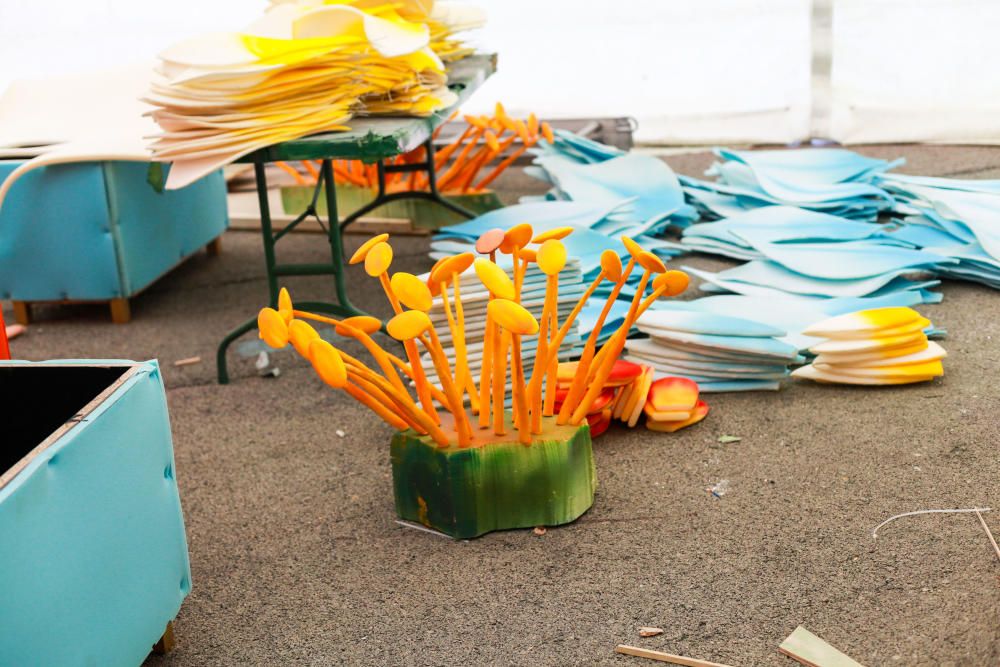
{"left": 216, "top": 54, "right": 496, "bottom": 383}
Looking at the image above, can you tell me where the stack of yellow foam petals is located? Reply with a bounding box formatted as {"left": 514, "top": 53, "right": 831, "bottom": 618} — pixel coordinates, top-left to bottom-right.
{"left": 792, "top": 307, "right": 946, "bottom": 385}
{"left": 146, "top": 0, "right": 483, "bottom": 189}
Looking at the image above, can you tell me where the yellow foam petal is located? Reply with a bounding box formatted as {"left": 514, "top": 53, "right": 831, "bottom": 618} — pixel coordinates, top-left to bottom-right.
{"left": 349, "top": 233, "right": 389, "bottom": 265}
{"left": 257, "top": 307, "right": 289, "bottom": 348}
{"left": 488, "top": 299, "right": 539, "bottom": 336}
{"left": 809, "top": 331, "right": 927, "bottom": 355}
{"left": 289, "top": 319, "right": 321, "bottom": 358}
{"left": 815, "top": 341, "right": 946, "bottom": 369}
{"left": 386, "top": 310, "right": 431, "bottom": 340}
{"left": 803, "top": 307, "right": 922, "bottom": 337}
{"left": 390, "top": 272, "right": 433, "bottom": 312}
{"left": 309, "top": 339, "right": 348, "bottom": 388}
{"left": 814, "top": 360, "right": 943, "bottom": 379}
{"left": 532, "top": 227, "right": 574, "bottom": 243}
{"left": 474, "top": 258, "right": 515, "bottom": 300}
{"left": 364, "top": 241, "right": 394, "bottom": 276}
{"left": 429, "top": 252, "right": 474, "bottom": 286}
{"left": 536, "top": 239, "right": 567, "bottom": 276}
{"left": 792, "top": 364, "right": 937, "bottom": 385}
{"left": 653, "top": 270, "right": 689, "bottom": 297}
{"left": 337, "top": 315, "right": 382, "bottom": 336}
{"left": 600, "top": 250, "right": 623, "bottom": 281}
{"left": 500, "top": 223, "right": 533, "bottom": 253}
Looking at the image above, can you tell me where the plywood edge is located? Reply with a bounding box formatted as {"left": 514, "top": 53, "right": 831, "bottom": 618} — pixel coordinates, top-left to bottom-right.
{"left": 0, "top": 362, "right": 142, "bottom": 491}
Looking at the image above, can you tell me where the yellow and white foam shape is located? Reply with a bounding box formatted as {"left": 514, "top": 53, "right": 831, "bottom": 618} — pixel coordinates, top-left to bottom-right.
{"left": 792, "top": 307, "right": 946, "bottom": 385}
{"left": 147, "top": 0, "right": 485, "bottom": 189}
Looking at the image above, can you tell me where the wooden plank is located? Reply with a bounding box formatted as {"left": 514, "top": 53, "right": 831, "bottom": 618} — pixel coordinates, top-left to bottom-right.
{"left": 226, "top": 190, "right": 426, "bottom": 236}
{"left": 778, "top": 627, "right": 865, "bottom": 667}
{"left": 12, "top": 301, "right": 30, "bottom": 326}
{"left": 109, "top": 298, "right": 131, "bottom": 324}
{"left": 615, "top": 644, "right": 737, "bottom": 667}
{"left": 152, "top": 621, "right": 176, "bottom": 654}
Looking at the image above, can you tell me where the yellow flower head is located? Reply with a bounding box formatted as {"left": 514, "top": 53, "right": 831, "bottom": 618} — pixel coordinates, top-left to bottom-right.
{"left": 600, "top": 250, "right": 623, "bottom": 282}
{"left": 336, "top": 315, "right": 382, "bottom": 336}
{"left": 474, "top": 258, "right": 515, "bottom": 300}
{"left": 278, "top": 287, "right": 294, "bottom": 323}
{"left": 387, "top": 310, "right": 432, "bottom": 341}
{"left": 309, "top": 339, "right": 348, "bottom": 389}
{"left": 390, "top": 272, "right": 433, "bottom": 311}
{"left": 258, "top": 307, "right": 289, "bottom": 348}
{"left": 364, "top": 241, "right": 394, "bottom": 277}
{"left": 500, "top": 223, "right": 533, "bottom": 254}
{"left": 531, "top": 226, "right": 574, "bottom": 244}
{"left": 488, "top": 299, "right": 539, "bottom": 335}
{"left": 349, "top": 233, "right": 390, "bottom": 265}
{"left": 636, "top": 250, "right": 666, "bottom": 274}
{"left": 536, "top": 239, "right": 567, "bottom": 276}
{"left": 475, "top": 228, "right": 505, "bottom": 254}
{"left": 289, "top": 319, "right": 321, "bottom": 359}
{"left": 653, "top": 270, "right": 690, "bottom": 297}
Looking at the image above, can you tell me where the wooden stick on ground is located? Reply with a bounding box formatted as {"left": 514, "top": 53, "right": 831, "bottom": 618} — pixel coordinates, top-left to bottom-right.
{"left": 975, "top": 509, "right": 1000, "bottom": 563}
{"left": 615, "top": 645, "right": 737, "bottom": 667}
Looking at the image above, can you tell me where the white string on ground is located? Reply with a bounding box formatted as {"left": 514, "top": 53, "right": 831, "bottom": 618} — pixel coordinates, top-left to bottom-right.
{"left": 872, "top": 507, "right": 992, "bottom": 540}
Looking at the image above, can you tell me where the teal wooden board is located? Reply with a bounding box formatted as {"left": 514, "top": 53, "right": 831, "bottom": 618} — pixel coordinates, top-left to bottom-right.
{"left": 239, "top": 54, "right": 497, "bottom": 164}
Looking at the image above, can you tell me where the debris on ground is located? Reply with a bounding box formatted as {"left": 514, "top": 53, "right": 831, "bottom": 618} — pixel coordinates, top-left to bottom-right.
{"left": 533, "top": 526, "right": 547, "bottom": 536}
{"left": 717, "top": 435, "right": 741, "bottom": 444}
{"left": 173, "top": 356, "right": 202, "bottom": 367}
{"left": 778, "top": 625, "right": 864, "bottom": 667}
{"left": 705, "top": 480, "right": 730, "bottom": 499}
{"left": 335, "top": 429, "right": 346, "bottom": 438}
{"left": 638, "top": 627, "right": 664, "bottom": 638}
{"left": 256, "top": 351, "right": 280, "bottom": 377}
{"left": 5, "top": 324, "right": 26, "bottom": 340}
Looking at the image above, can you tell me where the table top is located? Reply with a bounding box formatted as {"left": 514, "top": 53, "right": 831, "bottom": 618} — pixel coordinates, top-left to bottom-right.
{"left": 239, "top": 54, "right": 497, "bottom": 164}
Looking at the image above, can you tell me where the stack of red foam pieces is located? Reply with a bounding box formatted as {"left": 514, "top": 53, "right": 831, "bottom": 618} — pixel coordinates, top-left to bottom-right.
{"left": 643, "top": 377, "right": 709, "bottom": 432}
{"left": 554, "top": 359, "right": 645, "bottom": 436}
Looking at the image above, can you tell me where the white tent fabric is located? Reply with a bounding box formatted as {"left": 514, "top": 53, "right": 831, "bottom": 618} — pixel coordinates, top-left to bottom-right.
{"left": 1, "top": 0, "right": 999, "bottom": 145}
{"left": 829, "top": 0, "right": 1000, "bottom": 145}
{"left": 464, "top": 0, "right": 813, "bottom": 145}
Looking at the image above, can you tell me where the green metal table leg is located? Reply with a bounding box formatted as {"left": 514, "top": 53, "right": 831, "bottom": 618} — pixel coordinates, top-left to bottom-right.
{"left": 216, "top": 317, "right": 258, "bottom": 384}
{"left": 216, "top": 159, "right": 370, "bottom": 384}
{"left": 217, "top": 160, "right": 277, "bottom": 384}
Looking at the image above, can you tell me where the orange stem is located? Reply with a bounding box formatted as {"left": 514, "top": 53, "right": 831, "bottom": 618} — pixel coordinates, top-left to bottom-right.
{"left": 557, "top": 259, "right": 637, "bottom": 424}
{"left": 570, "top": 270, "right": 651, "bottom": 423}
{"left": 276, "top": 161, "right": 307, "bottom": 185}
{"left": 379, "top": 274, "right": 441, "bottom": 423}
{"left": 343, "top": 381, "right": 410, "bottom": 430}
{"left": 473, "top": 141, "right": 533, "bottom": 192}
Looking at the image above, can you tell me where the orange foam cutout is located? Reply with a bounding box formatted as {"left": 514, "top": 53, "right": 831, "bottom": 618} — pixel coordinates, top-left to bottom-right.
{"left": 646, "top": 400, "right": 709, "bottom": 433}
{"left": 647, "top": 376, "right": 699, "bottom": 412}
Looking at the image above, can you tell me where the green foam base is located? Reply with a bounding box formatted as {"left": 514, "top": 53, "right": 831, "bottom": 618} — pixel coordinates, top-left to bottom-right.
{"left": 390, "top": 416, "right": 596, "bottom": 539}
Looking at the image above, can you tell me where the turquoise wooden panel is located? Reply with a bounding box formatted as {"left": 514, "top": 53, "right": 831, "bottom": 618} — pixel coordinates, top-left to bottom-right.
{"left": 0, "top": 360, "right": 191, "bottom": 667}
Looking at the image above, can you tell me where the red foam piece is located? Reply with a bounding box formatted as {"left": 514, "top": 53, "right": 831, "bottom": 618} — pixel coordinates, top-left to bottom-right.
{"left": 587, "top": 409, "right": 612, "bottom": 437}
{"left": 606, "top": 359, "right": 644, "bottom": 386}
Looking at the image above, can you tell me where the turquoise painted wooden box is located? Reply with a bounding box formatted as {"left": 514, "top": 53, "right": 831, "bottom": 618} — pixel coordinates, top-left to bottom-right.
{"left": 0, "top": 360, "right": 191, "bottom": 666}
{"left": 0, "top": 161, "right": 228, "bottom": 323}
